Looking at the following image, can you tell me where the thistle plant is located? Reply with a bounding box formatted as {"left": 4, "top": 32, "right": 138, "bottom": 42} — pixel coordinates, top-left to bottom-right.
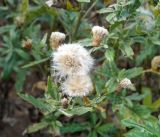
{"left": 6, "top": 0, "right": 159, "bottom": 137}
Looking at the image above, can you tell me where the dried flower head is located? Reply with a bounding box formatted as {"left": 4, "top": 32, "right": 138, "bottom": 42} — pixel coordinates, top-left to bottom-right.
{"left": 151, "top": 56, "right": 160, "bottom": 72}
{"left": 52, "top": 43, "right": 94, "bottom": 78}
{"left": 119, "top": 78, "right": 132, "bottom": 89}
{"left": 61, "top": 97, "right": 68, "bottom": 108}
{"left": 137, "top": 7, "right": 155, "bottom": 30}
{"left": 45, "top": 0, "right": 54, "bottom": 7}
{"left": 15, "top": 16, "right": 25, "bottom": 26}
{"left": 92, "top": 26, "right": 108, "bottom": 46}
{"left": 45, "top": 0, "right": 58, "bottom": 7}
{"left": 22, "top": 39, "right": 32, "bottom": 49}
{"left": 50, "top": 32, "right": 66, "bottom": 50}
{"left": 61, "top": 75, "right": 93, "bottom": 97}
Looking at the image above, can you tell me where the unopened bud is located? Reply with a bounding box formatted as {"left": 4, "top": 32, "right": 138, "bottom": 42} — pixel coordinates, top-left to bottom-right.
{"left": 50, "top": 32, "right": 66, "bottom": 50}
{"left": 92, "top": 26, "right": 108, "bottom": 46}
{"left": 151, "top": 56, "right": 160, "bottom": 72}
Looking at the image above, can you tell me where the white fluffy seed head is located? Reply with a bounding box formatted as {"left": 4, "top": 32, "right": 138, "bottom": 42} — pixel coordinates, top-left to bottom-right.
{"left": 92, "top": 26, "right": 108, "bottom": 46}
{"left": 52, "top": 43, "right": 94, "bottom": 78}
{"left": 61, "top": 75, "right": 93, "bottom": 97}
{"left": 50, "top": 32, "right": 66, "bottom": 50}
{"left": 120, "top": 78, "right": 132, "bottom": 89}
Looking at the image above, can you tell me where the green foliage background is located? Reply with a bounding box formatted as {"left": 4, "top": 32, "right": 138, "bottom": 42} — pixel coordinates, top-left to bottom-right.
{"left": 0, "top": 0, "right": 160, "bottom": 137}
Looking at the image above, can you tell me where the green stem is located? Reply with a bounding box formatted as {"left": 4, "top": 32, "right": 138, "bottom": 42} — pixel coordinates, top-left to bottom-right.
{"left": 82, "top": 0, "right": 98, "bottom": 19}
{"left": 72, "top": 0, "right": 97, "bottom": 41}
{"left": 58, "top": 16, "right": 72, "bottom": 42}
{"left": 72, "top": 4, "right": 84, "bottom": 41}
{"left": 143, "top": 69, "right": 160, "bottom": 75}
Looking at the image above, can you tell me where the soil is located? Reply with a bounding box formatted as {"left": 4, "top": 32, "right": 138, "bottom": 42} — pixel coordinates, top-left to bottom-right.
{"left": 0, "top": 71, "right": 48, "bottom": 137}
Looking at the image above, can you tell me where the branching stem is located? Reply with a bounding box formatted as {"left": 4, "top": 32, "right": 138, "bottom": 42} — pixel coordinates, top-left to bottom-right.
{"left": 143, "top": 69, "right": 160, "bottom": 75}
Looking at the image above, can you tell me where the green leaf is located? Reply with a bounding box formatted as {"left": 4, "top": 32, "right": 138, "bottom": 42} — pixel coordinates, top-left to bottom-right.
{"left": 69, "top": 106, "right": 93, "bottom": 115}
{"left": 98, "top": 8, "right": 114, "bottom": 14}
{"left": 135, "top": 44, "right": 157, "bottom": 65}
{"left": 18, "top": 93, "right": 55, "bottom": 114}
{"left": 118, "top": 67, "right": 143, "bottom": 79}
{"left": 125, "top": 67, "right": 143, "bottom": 78}
{"left": 126, "top": 93, "right": 146, "bottom": 101}
{"left": 88, "top": 131, "right": 97, "bottom": 137}
{"left": 90, "top": 113, "right": 97, "bottom": 125}
{"left": 26, "top": 6, "right": 57, "bottom": 22}
{"left": 142, "top": 87, "right": 152, "bottom": 106}
{"left": 77, "top": 0, "right": 90, "bottom": 3}
{"left": 97, "top": 123, "right": 115, "bottom": 132}
{"left": 106, "top": 13, "right": 116, "bottom": 24}
{"left": 118, "top": 104, "right": 151, "bottom": 122}
{"left": 58, "top": 109, "right": 73, "bottom": 117}
{"left": 21, "top": 57, "right": 49, "bottom": 68}
{"left": 131, "top": 104, "right": 151, "bottom": 119}
{"left": 121, "top": 119, "right": 155, "bottom": 136}
{"left": 59, "top": 107, "right": 92, "bottom": 117}
{"left": 47, "top": 76, "right": 60, "bottom": 100}
{"left": 124, "top": 128, "right": 153, "bottom": 137}
{"left": 105, "top": 78, "right": 118, "bottom": 93}
{"left": 0, "top": 25, "right": 16, "bottom": 34}
{"left": 15, "top": 70, "right": 27, "bottom": 91}
{"left": 105, "top": 47, "right": 115, "bottom": 62}
{"left": 97, "top": 123, "right": 117, "bottom": 137}
{"left": 119, "top": 44, "right": 134, "bottom": 58}
{"left": 40, "top": 33, "right": 48, "bottom": 47}
{"left": 60, "top": 122, "right": 88, "bottom": 134}
{"left": 19, "top": 0, "right": 29, "bottom": 14}
{"left": 1, "top": 59, "right": 15, "bottom": 80}
{"left": 151, "top": 98, "right": 160, "bottom": 112}
{"left": 15, "top": 49, "right": 30, "bottom": 60}
{"left": 152, "top": 40, "right": 160, "bottom": 46}
{"left": 25, "top": 121, "right": 48, "bottom": 134}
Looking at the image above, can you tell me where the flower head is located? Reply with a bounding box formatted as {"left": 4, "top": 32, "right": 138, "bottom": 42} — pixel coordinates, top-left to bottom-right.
{"left": 22, "top": 39, "right": 32, "bottom": 49}
{"left": 92, "top": 26, "right": 108, "bottom": 46}
{"left": 52, "top": 43, "right": 94, "bottom": 78}
{"left": 50, "top": 32, "right": 66, "bottom": 50}
{"left": 119, "top": 78, "right": 132, "bottom": 89}
{"left": 61, "top": 75, "right": 93, "bottom": 97}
